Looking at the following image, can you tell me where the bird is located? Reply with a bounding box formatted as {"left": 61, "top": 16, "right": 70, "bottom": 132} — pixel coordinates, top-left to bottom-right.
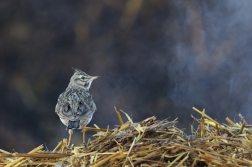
{"left": 55, "top": 68, "right": 98, "bottom": 147}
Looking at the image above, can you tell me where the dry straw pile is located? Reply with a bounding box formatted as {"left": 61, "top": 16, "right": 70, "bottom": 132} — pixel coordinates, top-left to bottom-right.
{"left": 1, "top": 107, "right": 252, "bottom": 167}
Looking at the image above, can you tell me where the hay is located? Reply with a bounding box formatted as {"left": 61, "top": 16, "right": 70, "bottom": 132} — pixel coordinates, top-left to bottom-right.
{"left": 1, "top": 107, "right": 252, "bottom": 166}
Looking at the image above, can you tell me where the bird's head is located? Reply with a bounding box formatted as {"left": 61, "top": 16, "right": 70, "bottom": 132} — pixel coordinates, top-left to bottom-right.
{"left": 69, "top": 68, "right": 99, "bottom": 90}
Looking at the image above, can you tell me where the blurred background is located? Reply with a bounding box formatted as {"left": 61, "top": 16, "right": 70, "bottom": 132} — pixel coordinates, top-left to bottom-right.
{"left": 1, "top": 0, "right": 252, "bottom": 152}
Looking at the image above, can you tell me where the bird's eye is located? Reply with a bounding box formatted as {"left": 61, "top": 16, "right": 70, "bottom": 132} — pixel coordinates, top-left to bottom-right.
{"left": 81, "top": 76, "right": 85, "bottom": 80}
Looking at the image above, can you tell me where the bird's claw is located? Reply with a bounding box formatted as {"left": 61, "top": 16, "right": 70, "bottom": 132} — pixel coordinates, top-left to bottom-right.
{"left": 67, "top": 144, "right": 75, "bottom": 150}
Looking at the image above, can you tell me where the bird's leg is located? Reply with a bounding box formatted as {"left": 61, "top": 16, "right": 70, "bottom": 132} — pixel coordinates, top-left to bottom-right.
{"left": 82, "top": 128, "right": 86, "bottom": 145}
{"left": 67, "top": 129, "right": 73, "bottom": 148}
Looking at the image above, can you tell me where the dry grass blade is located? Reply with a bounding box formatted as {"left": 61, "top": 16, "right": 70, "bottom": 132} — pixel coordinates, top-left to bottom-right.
{"left": 123, "top": 137, "right": 136, "bottom": 166}
{"left": 81, "top": 127, "right": 113, "bottom": 133}
{"left": 167, "top": 152, "right": 187, "bottom": 167}
{"left": 115, "top": 106, "right": 124, "bottom": 125}
{"left": 226, "top": 117, "right": 236, "bottom": 126}
{"left": 176, "top": 153, "right": 189, "bottom": 167}
{"left": 192, "top": 107, "right": 220, "bottom": 126}
{"left": 91, "top": 152, "right": 120, "bottom": 167}
{"left": 52, "top": 141, "right": 63, "bottom": 152}
{"left": 4, "top": 145, "right": 43, "bottom": 167}
{"left": 0, "top": 153, "right": 68, "bottom": 158}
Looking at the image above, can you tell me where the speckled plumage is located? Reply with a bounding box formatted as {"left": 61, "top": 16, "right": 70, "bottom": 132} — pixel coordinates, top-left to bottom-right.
{"left": 55, "top": 87, "right": 96, "bottom": 128}
{"left": 55, "top": 68, "right": 98, "bottom": 146}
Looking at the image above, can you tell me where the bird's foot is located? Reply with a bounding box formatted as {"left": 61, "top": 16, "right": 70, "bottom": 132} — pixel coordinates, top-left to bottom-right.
{"left": 67, "top": 144, "right": 75, "bottom": 150}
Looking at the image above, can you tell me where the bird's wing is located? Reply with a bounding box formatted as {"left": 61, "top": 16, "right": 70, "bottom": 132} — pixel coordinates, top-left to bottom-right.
{"left": 55, "top": 94, "right": 63, "bottom": 114}
{"left": 55, "top": 102, "right": 60, "bottom": 114}
{"left": 55, "top": 90, "right": 74, "bottom": 119}
{"left": 78, "top": 90, "right": 97, "bottom": 114}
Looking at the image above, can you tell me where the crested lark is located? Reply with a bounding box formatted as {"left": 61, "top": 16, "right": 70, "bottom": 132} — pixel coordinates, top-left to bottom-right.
{"left": 55, "top": 68, "right": 98, "bottom": 147}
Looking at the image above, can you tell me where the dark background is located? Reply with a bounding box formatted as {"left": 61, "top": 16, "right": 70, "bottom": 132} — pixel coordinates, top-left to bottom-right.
{"left": 1, "top": 0, "right": 252, "bottom": 152}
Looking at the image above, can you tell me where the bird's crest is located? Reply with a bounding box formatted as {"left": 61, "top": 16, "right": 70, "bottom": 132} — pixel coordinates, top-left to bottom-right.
{"left": 72, "top": 67, "right": 88, "bottom": 76}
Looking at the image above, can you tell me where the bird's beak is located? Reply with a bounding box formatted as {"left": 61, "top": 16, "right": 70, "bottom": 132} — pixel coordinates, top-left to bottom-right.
{"left": 90, "top": 76, "right": 99, "bottom": 80}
